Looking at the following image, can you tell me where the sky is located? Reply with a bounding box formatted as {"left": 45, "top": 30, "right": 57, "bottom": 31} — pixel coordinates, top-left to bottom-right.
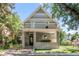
{"left": 14, "top": 3, "right": 40, "bottom": 20}
{"left": 14, "top": 3, "right": 78, "bottom": 34}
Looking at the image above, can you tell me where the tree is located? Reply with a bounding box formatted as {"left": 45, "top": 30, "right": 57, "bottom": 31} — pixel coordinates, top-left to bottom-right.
{"left": 5, "top": 13, "right": 21, "bottom": 38}
{"left": 71, "top": 32, "right": 79, "bottom": 41}
{"left": 43, "top": 3, "right": 79, "bottom": 30}
{"left": 0, "top": 3, "right": 14, "bottom": 34}
{"left": 0, "top": 3, "right": 21, "bottom": 38}
{"left": 59, "top": 30, "right": 67, "bottom": 44}
{"left": 0, "top": 4, "right": 21, "bottom": 47}
{"left": 0, "top": 3, "right": 15, "bottom": 46}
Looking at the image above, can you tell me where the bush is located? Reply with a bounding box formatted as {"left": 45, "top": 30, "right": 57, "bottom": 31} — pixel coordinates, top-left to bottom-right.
{"left": 8, "top": 38, "right": 21, "bottom": 45}
{"left": 8, "top": 38, "right": 22, "bottom": 49}
{"left": 8, "top": 39, "right": 17, "bottom": 45}
{"left": 9, "top": 44, "right": 22, "bottom": 49}
{"left": 61, "top": 39, "right": 71, "bottom": 45}
{"left": 66, "top": 48, "right": 79, "bottom": 53}
{"left": 0, "top": 34, "right": 22, "bottom": 49}
{"left": 3, "top": 44, "right": 10, "bottom": 49}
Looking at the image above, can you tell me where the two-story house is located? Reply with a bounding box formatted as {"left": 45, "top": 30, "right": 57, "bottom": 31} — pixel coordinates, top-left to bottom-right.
{"left": 21, "top": 6, "right": 59, "bottom": 49}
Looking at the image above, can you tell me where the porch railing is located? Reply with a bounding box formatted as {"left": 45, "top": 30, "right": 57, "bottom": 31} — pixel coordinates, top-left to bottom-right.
{"left": 24, "top": 23, "right": 57, "bottom": 29}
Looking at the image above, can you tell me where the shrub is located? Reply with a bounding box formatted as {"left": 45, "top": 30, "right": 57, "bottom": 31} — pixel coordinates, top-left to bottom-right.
{"left": 61, "top": 39, "right": 71, "bottom": 45}
{"left": 3, "top": 44, "right": 10, "bottom": 49}
{"left": 67, "top": 49, "right": 79, "bottom": 53}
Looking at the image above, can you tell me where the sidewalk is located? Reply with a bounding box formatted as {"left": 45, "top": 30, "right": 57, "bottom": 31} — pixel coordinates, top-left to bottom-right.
{"left": 0, "top": 49, "right": 79, "bottom": 56}
{"left": 0, "top": 49, "right": 32, "bottom": 56}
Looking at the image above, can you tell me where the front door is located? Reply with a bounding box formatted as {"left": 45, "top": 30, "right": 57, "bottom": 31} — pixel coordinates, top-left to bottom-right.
{"left": 29, "top": 33, "right": 33, "bottom": 46}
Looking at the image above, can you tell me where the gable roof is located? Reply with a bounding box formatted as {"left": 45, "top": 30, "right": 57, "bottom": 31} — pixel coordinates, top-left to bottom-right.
{"left": 23, "top": 5, "right": 53, "bottom": 23}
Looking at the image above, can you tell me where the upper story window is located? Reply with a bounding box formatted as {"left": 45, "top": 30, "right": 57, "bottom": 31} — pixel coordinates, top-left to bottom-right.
{"left": 32, "top": 13, "right": 49, "bottom": 18}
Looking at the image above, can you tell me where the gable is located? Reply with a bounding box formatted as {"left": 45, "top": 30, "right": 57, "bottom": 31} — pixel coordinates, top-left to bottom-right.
{"left": 31, "top": 7, "right": 50, "bottom": 18}
{"left": 24, "top": 6, "right": 53, "bottom": 23}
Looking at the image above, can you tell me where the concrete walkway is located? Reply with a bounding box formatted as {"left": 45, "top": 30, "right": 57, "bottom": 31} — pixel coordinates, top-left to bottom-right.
{"left": 0, "top": 49, "right": 79, "bottom": 56}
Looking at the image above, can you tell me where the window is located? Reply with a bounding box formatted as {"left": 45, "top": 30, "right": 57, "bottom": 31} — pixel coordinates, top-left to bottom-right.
{"left": 41, "top": 34, "right": 51, "bottom": 42}
{"left": 36, "top": 32, "right": 51, "bottom": 42}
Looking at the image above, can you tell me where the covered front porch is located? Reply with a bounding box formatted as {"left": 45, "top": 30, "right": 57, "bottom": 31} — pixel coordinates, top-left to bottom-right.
{"left": 21, "top": 28, "right": 59, "bottom": 49}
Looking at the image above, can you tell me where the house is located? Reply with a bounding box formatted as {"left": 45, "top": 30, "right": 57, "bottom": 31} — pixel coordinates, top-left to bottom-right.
{"left": 21, "top": 6, "right": 59, "bottom": 49}
{"left": 72, "top": 38, "right": 79, "bottom": 47}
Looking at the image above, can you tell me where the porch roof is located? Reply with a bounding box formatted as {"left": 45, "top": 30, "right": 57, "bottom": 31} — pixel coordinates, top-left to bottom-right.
{"left": 22, "top": 28, "right": 58, "bottom": 33}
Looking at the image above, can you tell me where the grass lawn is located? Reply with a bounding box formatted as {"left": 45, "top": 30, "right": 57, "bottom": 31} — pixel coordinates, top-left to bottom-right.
{"left": 0, "top": 45, "right": 79, "bottom": 54}
{"left": 35, "top": 46, "right": 79, "bottom": 53}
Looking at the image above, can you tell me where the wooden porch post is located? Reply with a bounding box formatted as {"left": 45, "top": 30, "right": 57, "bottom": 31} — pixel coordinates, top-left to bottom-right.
{"left": 33, "top": 32, "right": 36, "bottom": 49}
{"left": 22, "top": 31, "right": 25, "bottom": 48}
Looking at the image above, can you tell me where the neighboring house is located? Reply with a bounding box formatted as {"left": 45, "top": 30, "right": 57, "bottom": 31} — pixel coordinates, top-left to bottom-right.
{"left": 72, "top": 38, "right": 79, "bottom": 47}
{"left": 21, "top": 6, "right": 59, "bottom": 49}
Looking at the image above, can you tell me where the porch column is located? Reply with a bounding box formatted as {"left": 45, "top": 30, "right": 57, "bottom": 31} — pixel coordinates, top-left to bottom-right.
{"left": 22, "top": 31, "right": 25, "bottom": 48}
{"left": 33, "top": 32, "right": 36, "bottom": 48}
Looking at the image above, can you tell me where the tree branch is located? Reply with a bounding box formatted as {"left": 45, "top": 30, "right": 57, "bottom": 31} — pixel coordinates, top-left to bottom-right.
{"left": 58, "top": 3, "right": 79, "bottom": 18}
